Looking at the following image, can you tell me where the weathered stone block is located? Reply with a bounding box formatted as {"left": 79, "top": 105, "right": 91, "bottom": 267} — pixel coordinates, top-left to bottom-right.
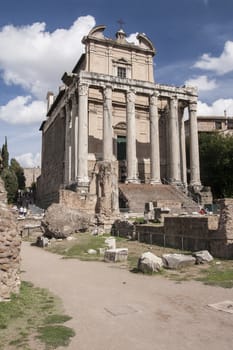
{"left": 192, "top": 250, "right": 213, "bottom": 264}
{"left": 138, "top": 252, "right": 163, "bottom": 273}
{"left": 104, "top": 237, "right": 116, "bottom": 249}
{"left": 162, "top": 253, "right": 196, "bottom": 269}
{"left": 104, "top": 248, "right": 128, "bottom": 262}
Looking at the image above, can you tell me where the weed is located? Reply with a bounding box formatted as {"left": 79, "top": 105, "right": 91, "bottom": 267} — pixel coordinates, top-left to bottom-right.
{"left": 196, "top": 266, "right": 233, "bottom": 288}
{"left": 37, "top": 325, "right": 75, "bottom": 348}
{"left": 44, "top": 314, "right": 72, "bottom": 324}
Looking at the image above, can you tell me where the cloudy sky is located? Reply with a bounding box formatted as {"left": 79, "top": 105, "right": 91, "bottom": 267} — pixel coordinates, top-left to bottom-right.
{"left": 0, "top": 0, "right": 233, "bottom": 167}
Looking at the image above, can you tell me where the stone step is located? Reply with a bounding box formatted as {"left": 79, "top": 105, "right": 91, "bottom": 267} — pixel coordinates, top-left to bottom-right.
{"left": 119, "top": 183, "right": 199, "bottom": 214}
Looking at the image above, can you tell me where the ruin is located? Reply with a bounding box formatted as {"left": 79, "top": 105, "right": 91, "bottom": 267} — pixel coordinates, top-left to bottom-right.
{"left": 113, "top": 199, "right": 233, "bottom": 259}
{"left": 37, "top": 24, "right": 207, "bottom": 215}
{"left": 0, "top": 178, "right": 21, "bottom": 301}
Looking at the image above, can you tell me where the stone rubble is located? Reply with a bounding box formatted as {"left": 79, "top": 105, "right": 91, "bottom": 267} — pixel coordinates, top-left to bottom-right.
{"left": 137, "top": 252, "right": 163, "bottom": 273}
{"left": 192, "top": 250, "right": 214, "bottom": 264}
{"left": 104, "top": 237, "right": 116, "bottom": 249}
{"left": 0, "top": 178, "right": 21, "bottom": 301}
{"left": 104, "top": 248, "right": 128, "bottom": 262}
{"left": 162, "top": 253, "right": 196, "bottom": 269}
{"left": 41, "top": 203, "right": 94, "bottom": 238}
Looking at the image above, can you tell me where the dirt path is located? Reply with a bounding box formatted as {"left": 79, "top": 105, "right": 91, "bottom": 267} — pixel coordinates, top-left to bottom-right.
{"left": 21, "top": 242, "right": 233, "bottom": 350}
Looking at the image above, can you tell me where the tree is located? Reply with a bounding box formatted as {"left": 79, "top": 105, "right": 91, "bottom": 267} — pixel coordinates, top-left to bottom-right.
{"left": 1, "top": 168, "right": 18, "bottom": 203}
{"left": 0, "top": 138, "right": 26, "bottom": 204}
{"left": 1, "top": 136, "right": 9, "bottom": 170}
{"left": 199, "top": 132, "right": 233, "bottom": 198}
{"left": 10, "top": 158, "right": 26, "bottom": 190}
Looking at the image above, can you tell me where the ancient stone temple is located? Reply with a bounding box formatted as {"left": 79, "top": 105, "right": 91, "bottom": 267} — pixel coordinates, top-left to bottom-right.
{"left": 37, "top": 25, "right": 202, "bottom": 213}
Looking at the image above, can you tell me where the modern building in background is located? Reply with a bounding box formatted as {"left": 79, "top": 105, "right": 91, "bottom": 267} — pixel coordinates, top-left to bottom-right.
{"left": 185, "top": 113, "right": 233, "bottom": 136}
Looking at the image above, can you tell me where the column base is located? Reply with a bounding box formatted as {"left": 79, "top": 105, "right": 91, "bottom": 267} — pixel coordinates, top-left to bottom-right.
{"left": 125, "top": 177, "right": 140, "bottom": 184}
{"left": 168, "top": 178, "right": 183, "bottom": 185}
{"left": 188, "top": 182, "right": 202, "bottom": 193}
{"left": 150, "top": 179, "right": 161, "bottom": 185}
{"left": 76, "top": 177, "right": 89, "bottom": 192}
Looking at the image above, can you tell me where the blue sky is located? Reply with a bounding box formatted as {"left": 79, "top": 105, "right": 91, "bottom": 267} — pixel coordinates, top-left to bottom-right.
{"left": 1, "top": 0, "right": 233, "bottom": 167}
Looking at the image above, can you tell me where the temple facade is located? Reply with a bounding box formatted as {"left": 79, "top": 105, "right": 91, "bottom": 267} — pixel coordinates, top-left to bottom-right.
{"left": 37, "top": 25, "right": 201, "bottom": 211}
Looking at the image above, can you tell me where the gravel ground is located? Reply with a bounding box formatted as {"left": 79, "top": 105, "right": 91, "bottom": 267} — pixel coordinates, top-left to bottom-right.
{"left": 21, "top": 241, "right": 233, "bottom": 350}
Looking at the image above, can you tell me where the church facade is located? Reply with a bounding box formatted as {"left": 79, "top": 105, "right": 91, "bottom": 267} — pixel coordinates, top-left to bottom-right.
{"left": 37, "top": 25, "right": 201, "bottom": 211}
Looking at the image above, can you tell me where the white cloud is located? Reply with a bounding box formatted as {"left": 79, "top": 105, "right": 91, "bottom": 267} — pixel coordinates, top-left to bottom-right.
{"left": 0, "top": 96, "right": 46, "bottom": 124}
{"left": 197, "top": 98, "right": 233, "bottom": 116}
{"left": 15, "top": 152, "right": 41, "bottom": 168}
{"left": 0, "top": 15, "right": 95, "bottom": 99}
{"left": 127, "top": 33, "right": 139, "bottom": 45}
{"left": 194, "top": 40, "right": 233, "bottom": 75}
{"left": 185, "top": 75, "right": 217, "bottom": 91}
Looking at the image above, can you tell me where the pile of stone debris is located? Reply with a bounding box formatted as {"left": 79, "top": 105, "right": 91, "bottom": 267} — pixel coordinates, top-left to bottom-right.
{"left": 137, "top": 250, "right": 213, "bottom": 273}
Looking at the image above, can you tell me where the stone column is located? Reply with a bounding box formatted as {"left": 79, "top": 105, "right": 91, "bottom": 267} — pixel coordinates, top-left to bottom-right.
{"left": 126, "top": 90, "right": 139, "bottom": 183}
{"left": 169, "top": 96, "right": 181, "bottom": 183}
{"left": 179, "top": 102, "right": 187, "bottom": 186}
{"left": 189, "top": 100, "right": 201, "bottom": 186}
{"left": 71, "top": 93, "right": 78, "bottom": 180}
{"left": 103, "top": 86, "right": 113, "bottom": 161}
{"left": 64, "top": 102, "right": 72, "bottom": 184}
{"left": 149, "top": 91, "right": 161, "bottom": 184}
{"left": 77, "top": 83, "right": 89, "bottom": 188}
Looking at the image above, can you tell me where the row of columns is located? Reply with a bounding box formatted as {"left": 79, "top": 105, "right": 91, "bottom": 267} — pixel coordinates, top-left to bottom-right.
{"left": 63, "top": 83, "right": 201, "bottom": 189}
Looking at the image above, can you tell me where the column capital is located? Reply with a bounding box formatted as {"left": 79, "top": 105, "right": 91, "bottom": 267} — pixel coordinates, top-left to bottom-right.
{"left": 126, "top": 90, "right": 136, "bottom": 103}
{"left": 170, "top": 94, "right": 178, "bottom": 101}
{"left": 189, "top": 100, "right": 198, "bottom": 112}
{"left": 170, "top": 94, "right": 179, "bottom": 104}
{"left": 103, "top": 85, "right": 112, "bottom": 100}
{"left": 78, "top": 83, "right": 88, "bottom": 96}
{"left": 151, "top": 90, "right": 159, "bottom": 97}
{"left": 150, "top": 91, "right": 159, "bottom": 106}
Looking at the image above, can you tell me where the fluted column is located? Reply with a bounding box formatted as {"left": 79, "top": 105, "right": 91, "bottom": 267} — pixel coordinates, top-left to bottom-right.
{"left": 189, "top": 100, "right": 201, "bottom": 186}
{"left": 71, "top": 93, "right": 78, "bottom": 180}
{"left": 179, "top": 103, "right": 187, "bottom": 186}
{"left": 150, "top": 91, "right": 161, "bottom": 184}
{"left": 77, "top": 83, "right": 89, "bottom": 187}
{"left": 126, "top": 90, "right": 138, "bottom": 183}
{"left": 103, "top": 86, "right": 112, "bottom": 161}
{"left": 169, "top": 96, "right": 181, "bottom": 182}
{"left": 64, "top": 102, "right": 72, "bottom": 184}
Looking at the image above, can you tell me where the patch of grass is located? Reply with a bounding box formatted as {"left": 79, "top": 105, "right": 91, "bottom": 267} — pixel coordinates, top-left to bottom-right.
{"left": 133, "top": 217, "right": 145, "bottom": 224}
{"left": 65, "top": 234, "right": 106, "bottom": 259}
{"left": 44, "top": 314, "right": 72, "bottom": 324}
{"left": 46, "top": 233, "right": 108, "bottom": 261}
{"left": 37, "top": 325, "right": 75, "bottom": 348}
{"left": 196, "top": 265, "right": 233, "bottom": 288}
{"left": 0, "top": 281, "right": 75, "bottom": 349}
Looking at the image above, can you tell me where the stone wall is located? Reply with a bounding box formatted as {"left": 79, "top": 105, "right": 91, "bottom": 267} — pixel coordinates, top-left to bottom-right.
{"left": 210, "top": 199, "right": 233, "bottom": 258}
{"left": 0, "top": 178, "right": 21, "bottom": 300}
{"left": 136, "top": 218, "right": 210, "bottom": 250}
{"left": 163, "top": 216, "right": 210, "bottom": 251}
{"left": 136, "top": 205, "right": 233, "bottom": 258}
{"left": 37, "top": 113, "right": 66, "bottom": 208}
{"left": 59, "top": 189, "right": 97, "bottom": 212}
